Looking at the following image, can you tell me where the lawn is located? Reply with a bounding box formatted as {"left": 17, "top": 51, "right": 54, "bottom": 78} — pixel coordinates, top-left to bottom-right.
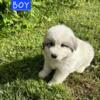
{"left": 0, "top": 0, "right": 100, "bottom": 99}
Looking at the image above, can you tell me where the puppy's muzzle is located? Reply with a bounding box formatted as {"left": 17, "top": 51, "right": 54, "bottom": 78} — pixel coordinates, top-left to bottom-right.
{"left": 51, "top": 54, "right": 57, "bottom": 59}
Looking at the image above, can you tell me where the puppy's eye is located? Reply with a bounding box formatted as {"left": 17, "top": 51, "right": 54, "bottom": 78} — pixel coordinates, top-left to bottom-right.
{"left": 61, "top": 44, "right": 69, "bottom": 48}
{"left": 46, "top": 42, "right": 54, "bottom": 47}
{"left": 61, "top": 44, "right": 73, "bottom": 52}
{"left": 50, "top": 42, "right": 54, "bottom": 46}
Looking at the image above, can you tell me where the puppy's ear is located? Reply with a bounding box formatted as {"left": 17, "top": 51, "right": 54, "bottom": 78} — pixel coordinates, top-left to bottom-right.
{"left": 42, "top": 34, "right": 48, "bottom": 49}
{"left": 70, "top": 36, "right": 78, "bottom": 51}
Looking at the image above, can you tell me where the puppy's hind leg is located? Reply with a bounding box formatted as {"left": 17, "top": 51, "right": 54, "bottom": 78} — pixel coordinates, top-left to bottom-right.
{"left": 76, "top": 64, "right": 90, "bottom": 73}
{"left": 76, "top": 67, "right": 86, "bottom": 73}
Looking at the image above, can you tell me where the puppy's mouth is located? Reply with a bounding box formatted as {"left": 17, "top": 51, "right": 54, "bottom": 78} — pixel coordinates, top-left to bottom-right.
{"left": 61, "top": 56, "right": 68, "bottom": 61}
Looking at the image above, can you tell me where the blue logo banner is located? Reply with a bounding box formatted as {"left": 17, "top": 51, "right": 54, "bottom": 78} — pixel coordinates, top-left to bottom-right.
{"left": 11, "top": 0, "right": 31, "bottom": 11}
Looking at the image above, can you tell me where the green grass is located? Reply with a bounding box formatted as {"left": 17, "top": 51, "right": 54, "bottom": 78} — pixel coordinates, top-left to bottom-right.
{"left": 0, "top": 0, "right": 100, "bottom": 99}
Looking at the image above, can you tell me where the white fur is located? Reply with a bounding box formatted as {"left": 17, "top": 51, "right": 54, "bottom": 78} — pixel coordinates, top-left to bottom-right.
{"left": 39, "top": 25, "right": 94, "bottom": 86}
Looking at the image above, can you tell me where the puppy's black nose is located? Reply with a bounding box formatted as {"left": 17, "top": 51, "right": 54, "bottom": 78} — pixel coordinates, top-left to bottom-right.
{"left": 51, "top": 54, "right": 57, "bottom": 59}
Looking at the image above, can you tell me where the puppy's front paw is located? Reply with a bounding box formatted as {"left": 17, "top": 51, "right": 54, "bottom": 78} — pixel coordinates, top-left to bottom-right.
{"left": 39, "top": 70, "right": 47, "bottom": 79}
{"left": 48, "top": 78, "right": 63, "bottom": 86}
{"left": 48, "top": 81, "right": 58, "bottom": 86}
{"left": 48, "top": 81, "right": 54, "bottom": 86}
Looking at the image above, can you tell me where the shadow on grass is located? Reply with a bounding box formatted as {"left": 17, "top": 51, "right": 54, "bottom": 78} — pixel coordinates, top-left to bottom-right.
{"left": 0, "top": 55, "right": 44, "bottom": 84}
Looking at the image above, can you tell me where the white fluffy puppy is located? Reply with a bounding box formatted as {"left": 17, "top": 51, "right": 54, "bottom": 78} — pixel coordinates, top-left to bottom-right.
{"left": 39, "top": 24, "right": 94, "bottom": 86}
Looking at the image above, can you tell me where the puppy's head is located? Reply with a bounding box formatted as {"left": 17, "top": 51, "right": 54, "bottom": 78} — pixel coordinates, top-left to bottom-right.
{"left": 43, "top": 25, "right": 77, "bottom": 61}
